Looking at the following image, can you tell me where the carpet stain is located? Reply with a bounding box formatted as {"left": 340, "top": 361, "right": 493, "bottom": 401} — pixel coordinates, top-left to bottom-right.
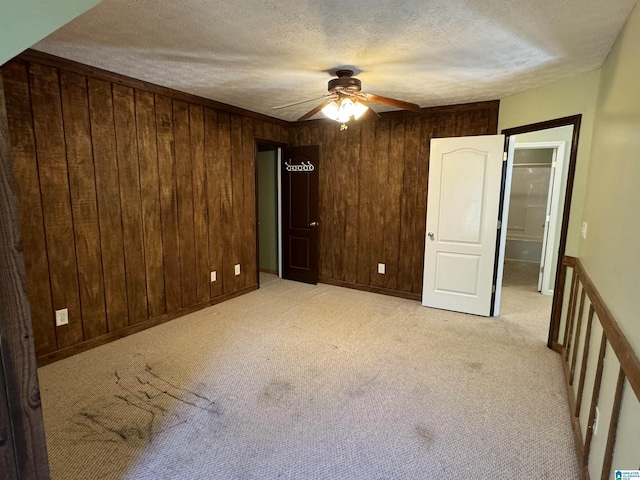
{"left": 119, "top": 365, "right": 222, "bottom": 415}
{"left": 67, "top": 397, "right": 163, "bottom": 445}
{"left": 415, "top": 424, "right": 435, "bottom": 448}
{"left": 263, "top": 379, "right": 294, "bottom": 404}
{"left": 78, "top": 407, "right": 152, "bottom": 442}
{"left": 467, "top": 362, "right": 484, "bottom": 372}
{"left": 63, "top": 365, "right": 221, "bottom": 446}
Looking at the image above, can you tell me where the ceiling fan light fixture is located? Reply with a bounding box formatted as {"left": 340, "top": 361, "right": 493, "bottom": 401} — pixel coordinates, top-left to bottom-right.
{"left": 321, "top": 100, "right": 340, "bottom": 121}
{"left": 284, "top": 69, "right": 420, "bottom": 123}
{"left": 321, "top": 97, "right": 369, "bottom": 124}
{"left": 352, "top": 100, "right": 369, "bottom": 120}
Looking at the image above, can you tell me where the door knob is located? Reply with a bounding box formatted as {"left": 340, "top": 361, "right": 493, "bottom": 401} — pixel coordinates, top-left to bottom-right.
{"left": 310, "top": 221, "right": 319, "bottom": 227}
{"left": 428, "top": 232, "right": 435, "bottom": 240}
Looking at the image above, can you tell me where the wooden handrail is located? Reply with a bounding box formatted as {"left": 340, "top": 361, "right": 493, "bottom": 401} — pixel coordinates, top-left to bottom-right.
{"left": 560, "top": 255, "right": 639, "bottom": 479}
{"left": 571, "top": 257, "right": 640, "bottom": 400}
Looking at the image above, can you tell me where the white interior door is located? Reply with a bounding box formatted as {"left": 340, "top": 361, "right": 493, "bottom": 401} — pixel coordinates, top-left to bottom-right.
{"left": 422, "top": 135, "right": 505, "bottom": 316}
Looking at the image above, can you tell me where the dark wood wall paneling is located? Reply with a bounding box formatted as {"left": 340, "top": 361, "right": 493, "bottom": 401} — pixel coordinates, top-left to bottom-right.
{"left": 289, "top": 103, "right": 499, "bottom": 298}
{"left": 2, "top": 58, "right": 289, "bottom": 363}
{"left": 3, "top": 51, "right": 495, "bottom": 362}
{"left": 0, "top": 70, "right": 51, "bottom": 479}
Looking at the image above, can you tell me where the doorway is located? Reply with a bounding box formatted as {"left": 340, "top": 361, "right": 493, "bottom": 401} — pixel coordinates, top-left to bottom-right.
{"left": 504, "top": 140, "right": 566, "bottom": 295}
{"left": 254, "top": 143, "right": 321, "bottom": 287}
{"left": 495, "top": 127, "right": 574, "bottom": 309}
{"left": 256, "top": 144, "right": 282, "bottom": 286}
{"left": 494, "top": 116, "right": 582, "bottom": 349}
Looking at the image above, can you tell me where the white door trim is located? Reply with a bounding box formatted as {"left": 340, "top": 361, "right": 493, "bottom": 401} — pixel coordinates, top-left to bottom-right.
{"left": 277, "top": 148, "right": 283, "bottom": 278}
{"left": 492, "top": 137, "right": 515, "bottom": 316}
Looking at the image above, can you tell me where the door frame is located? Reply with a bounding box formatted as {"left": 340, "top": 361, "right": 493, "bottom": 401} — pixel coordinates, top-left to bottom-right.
{"left": 254, "top": 139, "right": 287, "bottom": 287}
{"left": 499, "top": 115, "right": 582, "bottom": 350}
{"left": 510, "top": 140, "right": 565, "bottom": 295}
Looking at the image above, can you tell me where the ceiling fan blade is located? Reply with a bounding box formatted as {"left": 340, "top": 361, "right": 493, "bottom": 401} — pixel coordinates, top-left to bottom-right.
{"left": 273, "top": 95, "right": 331, "bottom": 110}
{"left": 297, "top": 99, "right": 333, "bottom": 121}
{"left": 363, "top": 93, "right": 421, "bottom": 112}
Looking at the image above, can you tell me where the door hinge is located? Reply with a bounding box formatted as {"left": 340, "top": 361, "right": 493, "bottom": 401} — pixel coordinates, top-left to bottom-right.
{"left": 492, "top": 284, "right": 496, "bottom": 293}
{"left": 540, "top": 266, "right": 544, "bottom": 274}
{"left": 503, "top": 152, "right": 508, "bottom": 162}
{"left": 552, "top": 161, "right": 557, "bottom": 168}
{"left": 497, "top": 219, "right": 502, "bottom": 229}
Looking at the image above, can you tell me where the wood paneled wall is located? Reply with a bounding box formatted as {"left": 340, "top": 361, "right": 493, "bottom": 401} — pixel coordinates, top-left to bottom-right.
{"left": 3, "top": 51, "right": 497, "bottom": 362}
{"left": 0, "top": 69, "right": 50, "bottom": 480}
{"left": 289, "top": 103, "right": 499, "bottom": 298}
{"left": 2, "top": 56, "right": 288, "bottom": 363}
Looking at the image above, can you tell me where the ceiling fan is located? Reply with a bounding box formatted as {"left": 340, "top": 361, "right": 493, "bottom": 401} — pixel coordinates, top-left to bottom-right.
{"left": 273, "top": 69, "right": 421, "bottom": 129}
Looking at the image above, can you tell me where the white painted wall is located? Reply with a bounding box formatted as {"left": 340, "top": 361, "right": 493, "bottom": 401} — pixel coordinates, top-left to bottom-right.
{"left": 499, "top": 10, "right": 640, "bottom": 475}
{"left": 505, "top": 3, "right": 640, "bottom": 477}
{"left": 0, "top": 0, "right": 100, "bottom": 65}
{"left": 580, "top": 1, "right": 640, "bottom": 357}
{"left": 498, "top": 70, "right": 600, "bottom": 260}
{"left": 577, "top": 3, "right": 640, "bottom": 475}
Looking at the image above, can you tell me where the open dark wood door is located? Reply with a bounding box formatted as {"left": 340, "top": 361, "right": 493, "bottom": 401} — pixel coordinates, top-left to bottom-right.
{"left": 282, "top": 145, "right": 320, "bottom": 284}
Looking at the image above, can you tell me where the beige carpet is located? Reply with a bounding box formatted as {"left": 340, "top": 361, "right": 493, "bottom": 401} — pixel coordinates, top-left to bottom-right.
{"left": 38, "top": 274, "right": 578, "bottom": 479}
{"left": 502, "top": 259, "right": 543, "bottom": 292}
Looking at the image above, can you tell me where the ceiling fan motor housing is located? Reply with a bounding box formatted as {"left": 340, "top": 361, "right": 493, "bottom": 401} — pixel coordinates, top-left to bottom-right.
{"left": 328, "top": 70, "right": 361, "bottom": 93}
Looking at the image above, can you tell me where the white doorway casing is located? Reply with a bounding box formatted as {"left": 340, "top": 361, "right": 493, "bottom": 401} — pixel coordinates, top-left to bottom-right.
{"left": 492, "top": 137, "right": 516, "bottom": 315}
{"left": 277, "top": 148, "right": 283, "bottom": 278}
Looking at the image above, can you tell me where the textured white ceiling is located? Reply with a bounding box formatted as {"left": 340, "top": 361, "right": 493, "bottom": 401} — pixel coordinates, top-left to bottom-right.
{"left": 33, "top": 0, "right": 637, "bottom": 121}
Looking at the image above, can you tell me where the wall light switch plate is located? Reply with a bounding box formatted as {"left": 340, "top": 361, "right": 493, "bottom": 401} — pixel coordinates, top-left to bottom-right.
{"left": 234, "top": 264, "right": 241, "bottom": 276}
{"left": 211, "top": 271, "right": 217, "bottom": 282}
{"left": 55, "top": 308, "right": 69, "bottom": 327}
{"left": 378, "top": 263, "right": 386, "bottom": 274}
{"left": 581, "top": 221, "right": 588, "bottom": 239}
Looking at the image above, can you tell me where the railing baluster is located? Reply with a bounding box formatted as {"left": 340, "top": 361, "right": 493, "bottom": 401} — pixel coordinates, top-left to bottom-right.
{"left": 575, "top": 305, "right": 595, "bottom": 417}
{"left": 570, "top": 289, "right": 587, "bottom": 384}
{"left": 583, "top": 334, "right": 608, "bottom": 466}
{"left": 563, "top": 270, "right": 579, "bottom": 348}
{"left": 600, "top": 367, "right": 626, "bottom": 480}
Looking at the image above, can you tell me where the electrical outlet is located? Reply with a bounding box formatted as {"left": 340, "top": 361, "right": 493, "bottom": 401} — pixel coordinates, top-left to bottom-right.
{"left": 593, "top": 406, "right": 600, "bottom": 435}
{"left": 211, "top": 271, "right": 217, "bottom": 282}
{"left": 234, "top": 264, "right": 241, "bottom": 276}
{"left": 55, "top": 308, "right": 69, "bottom": 327}
{"left": 378, "top": 263, "right": 386, "bottom": 274}
{"left": 581, "top": 221, "right": 588, "bottom": 239}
